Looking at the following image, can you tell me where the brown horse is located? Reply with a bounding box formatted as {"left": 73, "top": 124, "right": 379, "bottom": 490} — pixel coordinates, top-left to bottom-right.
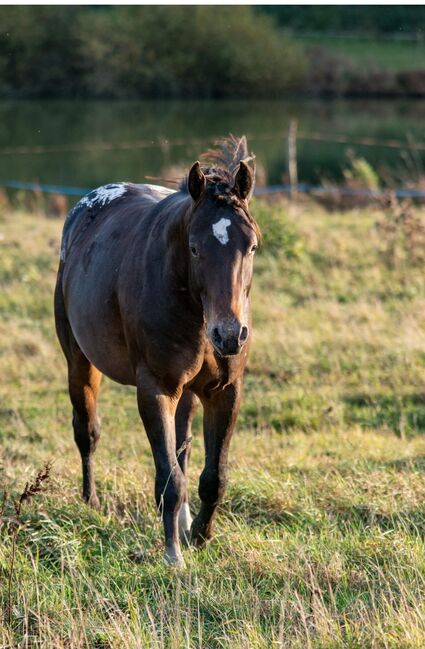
{"left": 54, "top": 136, "right": 260, "bottom": 566}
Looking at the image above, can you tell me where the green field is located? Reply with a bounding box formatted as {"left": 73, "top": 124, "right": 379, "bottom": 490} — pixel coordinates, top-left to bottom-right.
{"left": 298, "top": 35, "right": 425, "bottom": 72}
{"left": 1, "top": 196, "right": 425, "bottom": 647}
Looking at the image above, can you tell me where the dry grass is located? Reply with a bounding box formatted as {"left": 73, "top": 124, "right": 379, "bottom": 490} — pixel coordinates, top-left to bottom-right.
{"left": 0, "top": 198, "right": 425, "bottom": 647}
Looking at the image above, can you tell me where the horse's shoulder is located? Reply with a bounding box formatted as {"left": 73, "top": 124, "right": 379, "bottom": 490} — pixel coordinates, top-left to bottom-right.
{"left": 60, "top": 182, "right": 183, "bottom": 262}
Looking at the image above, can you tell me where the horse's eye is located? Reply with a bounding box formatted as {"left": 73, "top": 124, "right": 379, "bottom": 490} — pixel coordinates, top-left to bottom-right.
{"left": 190, "top": 246, "right": 199, "bottom": 257}
{"left": 250, "top": 244, "right": 258, "bottom": 254}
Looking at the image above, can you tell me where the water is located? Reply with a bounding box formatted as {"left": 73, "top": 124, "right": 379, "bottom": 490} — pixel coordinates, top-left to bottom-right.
{"left": 1, "top": 99, "right": 425, "bottom": 192}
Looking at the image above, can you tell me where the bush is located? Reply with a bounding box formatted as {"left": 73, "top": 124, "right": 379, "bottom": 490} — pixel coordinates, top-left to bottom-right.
{"left": 252, "top": 198, "right": 304, "bottom": 258}
{"left": 0, "top": 7, "right": 85, "bottom": 98}
{"left": 79, "top": 6, "right": 307, "bottom": 99}
{"left": 0, "top": 6, "right": 307, "bottom": 99}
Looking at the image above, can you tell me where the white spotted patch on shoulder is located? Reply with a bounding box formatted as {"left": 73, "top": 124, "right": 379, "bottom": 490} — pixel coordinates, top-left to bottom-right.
{"left": 212, "top": 218, "right": 231, "bottom": 245}
{"left": 78, "top": 183, "right": 128, "bottom": 211}
{"left": 60, "top": 183, "right": 128, "bottom": 262}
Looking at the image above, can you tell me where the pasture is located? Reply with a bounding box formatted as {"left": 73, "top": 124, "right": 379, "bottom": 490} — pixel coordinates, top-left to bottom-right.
{"left": 298, "top": 34, "right": 425, "bottom": 72}
{"left": 0, "top": 196, "right": 425, "bottom": 647}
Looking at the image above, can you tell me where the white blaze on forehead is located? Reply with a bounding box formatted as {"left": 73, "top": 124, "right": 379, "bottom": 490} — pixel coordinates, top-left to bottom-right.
{"left": 212, "top": 217, "right": 231, "bottom": 245}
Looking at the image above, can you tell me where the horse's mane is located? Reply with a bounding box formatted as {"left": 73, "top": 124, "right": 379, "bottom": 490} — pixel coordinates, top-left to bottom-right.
{"left": 180, "top": 134, "right": 256, "bottom": 198}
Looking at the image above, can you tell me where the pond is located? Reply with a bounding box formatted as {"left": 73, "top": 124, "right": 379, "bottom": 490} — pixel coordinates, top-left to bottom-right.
{"left": 0, "top": 99, "right": 425, "bottom": 193}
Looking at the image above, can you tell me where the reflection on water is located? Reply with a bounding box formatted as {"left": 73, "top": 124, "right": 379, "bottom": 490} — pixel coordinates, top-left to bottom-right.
{"left": 0, "top": 99, "right": 425, "bottom": 189}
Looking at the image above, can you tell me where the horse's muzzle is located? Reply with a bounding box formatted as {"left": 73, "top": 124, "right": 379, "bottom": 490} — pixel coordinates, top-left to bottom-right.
{"left": 210, "top": 321, "right": 249, "bottom": 356}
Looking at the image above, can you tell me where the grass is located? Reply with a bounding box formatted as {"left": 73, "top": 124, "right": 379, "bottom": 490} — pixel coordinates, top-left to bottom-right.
{"left": 298, "top": 35, "right": 425, "bottom": 72}
{"left": 0, "top": 196, "right": 425, "bottom": 647}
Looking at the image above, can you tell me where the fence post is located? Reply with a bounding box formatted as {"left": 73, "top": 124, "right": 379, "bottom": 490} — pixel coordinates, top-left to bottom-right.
{"left": 287, "top": 119, "right": 298, "bottom": 200}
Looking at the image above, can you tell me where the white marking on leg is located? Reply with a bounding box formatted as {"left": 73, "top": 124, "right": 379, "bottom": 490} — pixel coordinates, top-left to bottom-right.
{"left": 212, "top": 218, "right": 231, "bottom": 245}
{"left": 178, "top": 502, "right": 193, "bottom": 533}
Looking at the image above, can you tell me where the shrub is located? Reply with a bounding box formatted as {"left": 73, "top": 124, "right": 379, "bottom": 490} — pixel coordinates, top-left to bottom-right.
{"left": 0, "top": 6, "right": 307, "bottom": 99}
{"left": 79, "top": 6, "right": 307, "bottom": 99}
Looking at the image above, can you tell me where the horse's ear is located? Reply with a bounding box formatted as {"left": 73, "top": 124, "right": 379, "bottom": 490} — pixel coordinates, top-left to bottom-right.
{"left": 188, "top": 161, "right": 206, "bottom": 201}
{"left": 233, "top": 160, "right": 254, "bottom": 201}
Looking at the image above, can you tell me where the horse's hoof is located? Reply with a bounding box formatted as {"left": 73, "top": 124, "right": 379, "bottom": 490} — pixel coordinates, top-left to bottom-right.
{"left": 190, "top": 534, "right": 208, "bottom": 549}
{"left": 84, "top": 494, "right": 100, "bottom": 510}
{"left": 164, "top": 548, "right": 186, "bottom": 569}
{"left": 189, "top": 517, "right": 210, "bottom": 549}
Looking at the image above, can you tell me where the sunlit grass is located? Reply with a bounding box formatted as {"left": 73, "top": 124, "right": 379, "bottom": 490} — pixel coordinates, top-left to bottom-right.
{"left": 0, "top": 198, "right": 425, "bottom": 647}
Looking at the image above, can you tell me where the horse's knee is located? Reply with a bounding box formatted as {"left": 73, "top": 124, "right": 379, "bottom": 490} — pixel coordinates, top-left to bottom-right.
{"left": 199, "top": 467, "right": 227, "bottom": 506}
{"left": 155, "top": 468, "right": 186, "bottom": 513}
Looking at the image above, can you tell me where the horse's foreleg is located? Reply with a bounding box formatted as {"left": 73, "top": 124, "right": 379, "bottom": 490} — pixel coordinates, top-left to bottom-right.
{"left": 136, "top": 367, "right": 185, "bottom": 566}
{"left": 191, "top": 379, "right": 242, "bottom": 548}
{"left": 175, "top": 390, "right": 200, "bottom": 543}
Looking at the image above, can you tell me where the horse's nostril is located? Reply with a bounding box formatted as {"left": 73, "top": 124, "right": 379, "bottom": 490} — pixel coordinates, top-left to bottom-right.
{"left": 212, "top": 327, "right": 222, "bottom": 346}
{"left": 239, "top": 326, "right": 249, "bottom": 343}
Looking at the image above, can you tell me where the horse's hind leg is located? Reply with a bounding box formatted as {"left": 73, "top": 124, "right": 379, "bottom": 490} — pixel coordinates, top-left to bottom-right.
{"left": 175, "top": 390, "right": 199, "bottom": 542}
{"left": 55, "top": 276, "right": 102, "bottom": 509}
{"left": 68, "top": 354, "right": 102, "bottom": 509}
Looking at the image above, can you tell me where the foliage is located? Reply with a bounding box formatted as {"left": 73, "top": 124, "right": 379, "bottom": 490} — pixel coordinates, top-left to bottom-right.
{"left": 0, "top": 6, "right": 306, "bottom": 99}
{"left": 343, "top": 154, "right": 380, "bottom": 190}
{"left": 0, "top": 6, "right": 85, "bottom": 98}
{"left": 1, "top": 6, "right": 425, "bottom": 99}
{"left": 376, "top": 196, "right": 425, "bottom": 269}
{"left": 252, "top": 198, "right": 304, "bottom": 258}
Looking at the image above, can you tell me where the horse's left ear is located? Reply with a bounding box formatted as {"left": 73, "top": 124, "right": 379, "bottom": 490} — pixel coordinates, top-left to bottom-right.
{"left": 188, "top": 161, "right": 206, "bottom": 201}
{"left": 233, "top": 161, "right": 254, "bottom": 201}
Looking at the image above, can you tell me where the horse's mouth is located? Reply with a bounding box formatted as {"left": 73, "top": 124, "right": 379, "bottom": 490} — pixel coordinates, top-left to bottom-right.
{"left": 210, "top": 338, "right": 245, "bottom": 358}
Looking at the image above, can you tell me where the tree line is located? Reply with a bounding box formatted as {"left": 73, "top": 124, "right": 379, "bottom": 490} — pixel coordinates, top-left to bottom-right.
{"left": 0, "top": 6, "right": 306, "bottom": 99}
{"left": 0, "top": 6, "right": 424, "bottom": 100}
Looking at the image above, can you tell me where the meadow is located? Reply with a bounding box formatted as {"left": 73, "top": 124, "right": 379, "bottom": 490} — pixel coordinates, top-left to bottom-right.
{"left": 298, "top": 35, "right": 425, "bottom": 72}
{"left": 0, "top": 195, "right": 425, "bottom": 647}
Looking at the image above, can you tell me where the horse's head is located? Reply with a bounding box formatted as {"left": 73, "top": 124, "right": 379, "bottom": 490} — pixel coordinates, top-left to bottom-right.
{"left": 186, "top": 159, "right": 259, "bottom": 357}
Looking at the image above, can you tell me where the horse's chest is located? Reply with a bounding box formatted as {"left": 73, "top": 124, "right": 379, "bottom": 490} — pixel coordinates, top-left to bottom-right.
{"left": 189, "top": 345, "right": 247, "bottom": 398}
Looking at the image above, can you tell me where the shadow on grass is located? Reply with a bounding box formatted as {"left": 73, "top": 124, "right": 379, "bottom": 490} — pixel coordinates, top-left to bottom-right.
{"left": 223, "top": 471, "right": 425, "bottom": 537}
{"left": 328, "top": 503, "right": 425, "bottom": 537}
{"left": 343, "top": 391, "right": 425, "bottom": 437}
{"left": 222, "top": 491, "right": 425, "bottom": 539}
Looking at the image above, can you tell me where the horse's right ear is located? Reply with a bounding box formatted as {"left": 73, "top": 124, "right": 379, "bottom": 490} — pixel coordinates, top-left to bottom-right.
{"left": 188, "top": 161, "right": 206, "bottom": 201}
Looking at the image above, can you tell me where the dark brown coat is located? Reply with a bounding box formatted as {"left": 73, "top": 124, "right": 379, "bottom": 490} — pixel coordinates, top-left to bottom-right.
{"left": 54, "top": 136, "right": 259, "bottom": 565}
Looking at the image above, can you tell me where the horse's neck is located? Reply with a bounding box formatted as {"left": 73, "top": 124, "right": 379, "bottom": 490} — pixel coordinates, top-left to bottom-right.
{"left": 149, "top": 192, "right": 192, "bottom": 286}
{"left": 162, "top": 197, "right": 204, "bottom": 312}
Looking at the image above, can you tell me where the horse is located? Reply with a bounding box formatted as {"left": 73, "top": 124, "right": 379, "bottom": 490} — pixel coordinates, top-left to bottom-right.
{"left": 54, "top": 135, "right": 260, "bottom": 566}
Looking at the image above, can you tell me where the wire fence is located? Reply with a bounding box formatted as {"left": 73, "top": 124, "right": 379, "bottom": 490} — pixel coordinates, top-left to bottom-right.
{"left": 2, "top": 128, "right": 425, "bottom": 200}
{"left": 2, "top": 179, "right": 425, "bottom": 201}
